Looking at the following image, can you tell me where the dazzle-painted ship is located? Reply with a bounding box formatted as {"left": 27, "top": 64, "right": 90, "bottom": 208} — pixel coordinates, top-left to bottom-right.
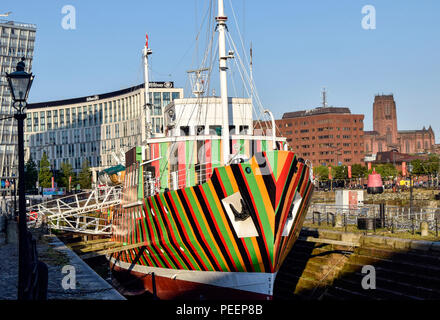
{"left": 108, "top": 0, "right": 314, "bottom": 300}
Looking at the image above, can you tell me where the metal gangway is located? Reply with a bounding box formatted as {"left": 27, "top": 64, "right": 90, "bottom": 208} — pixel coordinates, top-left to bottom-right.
{"left": 27, "top": 186, "right": 122, "bottom": 235}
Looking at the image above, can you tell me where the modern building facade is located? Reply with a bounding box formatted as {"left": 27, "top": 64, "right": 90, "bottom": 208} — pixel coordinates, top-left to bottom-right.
{"left": 26, "top": 82, "right": 183, "bottom": 183}
{"left": 0, "top": 19, "right": 36, "bottom": 179}
{"left": 274, "top": 107, "right": 365, "bottom": 166}
{"left": 364, "top": 94, "right": 436, "bottom": 156}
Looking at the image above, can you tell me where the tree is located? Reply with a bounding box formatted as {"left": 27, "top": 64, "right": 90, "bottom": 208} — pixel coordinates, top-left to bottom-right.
{"left": 351, "top": 164, "right": 368, "bottom": 179}
{"left": 24, "top": 157, "right": 38, "bottom": 193}
{"left": 59, "top": 161, "right": 76, "bottom": 190}
{"left": 333, "top": 165, "right": 348, "bottom": 180}
{"left": 78, "top": 159, "right": 92, "bottom": 189}
{"left": 38, "top": 152, "right": 52, "bottom": 188}
{"left": 373, "top": 163, "right": 398, "bottom": 180}
{"left": 314, "top": 165, "right": 329, "bottom": 181}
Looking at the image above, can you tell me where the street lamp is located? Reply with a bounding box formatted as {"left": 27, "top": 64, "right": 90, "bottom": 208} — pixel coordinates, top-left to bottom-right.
{"left": 6, "top": 57, "right": 34, "bottom": 300}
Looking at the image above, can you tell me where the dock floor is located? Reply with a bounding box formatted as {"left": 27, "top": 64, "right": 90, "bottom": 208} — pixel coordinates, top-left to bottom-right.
{"left": 0, "top": 221, "right": 125, "bottom": 300}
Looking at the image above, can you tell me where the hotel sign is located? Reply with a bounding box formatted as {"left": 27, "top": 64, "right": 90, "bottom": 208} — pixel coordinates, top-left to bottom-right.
{"left": 86, "top": 95, "right": 99, "bottom": 102}
{"left": 149, "top": 81, "right": 174, "bottom": 88}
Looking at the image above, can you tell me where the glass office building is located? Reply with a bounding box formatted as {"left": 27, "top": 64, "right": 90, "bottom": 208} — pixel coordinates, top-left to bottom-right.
{"left": 0, "top": 19, "right": 36, "bottom": 179}
{"left": 26, "top": 82, "right": 183, "bottom": 184}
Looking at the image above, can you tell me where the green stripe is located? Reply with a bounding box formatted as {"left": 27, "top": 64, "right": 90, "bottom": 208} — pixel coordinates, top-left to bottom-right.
{"left": 217, "top": 167, "right": 260, "bottom": 272}
{"left": 201, "top": 182, "right": 244, "bottom": 271}
{"left": 159, "top": 142, "right": 168, "bottom": 191}
{"left": 159, "top": 193, "right": 200, "bottom": 270}
{"left": 150, "top": 196, "right": 187, "bottom": 269}
{"left": 143, "top": 200, "right": 167, "bottom": 268}
{"left": 240, "top": 162, "right": 275, "bottom": 266}
{"left": 186, "top": 140, "right": 195, "bottom": 187}
{"left": 170, "top": 191, "right": 214, "bottom": 270}
{"left": 212, "top": 139, "right": 221, "bottom": 168}
{"left": 183, "top": 188, "right": 227, "bottom": 271}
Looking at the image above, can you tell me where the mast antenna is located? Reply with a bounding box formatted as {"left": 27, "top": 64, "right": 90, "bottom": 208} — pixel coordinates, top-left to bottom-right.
{"left": 321, "top": 87, "right": 328, "bottom": 108}
{"left": 142, "top": 33, "right": 153, "bottom": 142}
{"left": 216, "top": 0, "right": 234, "bottom": 165}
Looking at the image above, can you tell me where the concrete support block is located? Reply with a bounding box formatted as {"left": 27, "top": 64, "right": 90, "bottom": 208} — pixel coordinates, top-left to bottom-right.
{"left": 7, "top": 219, "right": 18, "bottom": 245}
{"left": 420, "top": 221, "right": 429, "bottom": 237}
{"left": 334, "top": 215, "right": 343, "bottom": 228}
{"left": 409, "top": 240, "right": 432, "bottom": 252}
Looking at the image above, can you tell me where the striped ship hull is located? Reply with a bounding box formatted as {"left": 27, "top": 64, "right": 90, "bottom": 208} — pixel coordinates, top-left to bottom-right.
{"left": 109, "top": 150, "right": 314, "bottom": 299}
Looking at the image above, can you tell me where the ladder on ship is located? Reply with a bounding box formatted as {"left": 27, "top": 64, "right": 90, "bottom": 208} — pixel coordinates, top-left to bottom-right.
{"left": 26, "top": 186, "right": 122, "bottom": 235}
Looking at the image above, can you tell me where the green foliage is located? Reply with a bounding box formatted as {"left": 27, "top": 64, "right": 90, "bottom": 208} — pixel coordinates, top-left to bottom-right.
{"left": 351, "top": 164, "right": 368, "bottom": 179}
{"left": 24, "top": 157, "right": 38, "bottom": 193}
{"left": 59, "top": 162, "right": 76, "bottom": 190}
{"left": 411, "top": 155, "right": 440, "bottom": 176}
{"left": 78, "top": 159, "right": 92, "bottom": 189}
{"left": 371, "top": 163, "right": 398, "bottom": 179}
{"left": 38, "top": 152, "right": 52, "bottom": 188}
{"left": 314, "top": 165, "right": 329, "bottom": 181}
{"left": 333, "top": 165, "right": 348, "bottom": 180}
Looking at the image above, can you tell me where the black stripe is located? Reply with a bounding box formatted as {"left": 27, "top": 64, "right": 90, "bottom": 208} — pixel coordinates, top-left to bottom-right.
{"left": 255, "top": 152, "right": 276, "bottom": 209}
{"left": 193, "top": 185, "right": 237, "bottom": 271}
{"left": 153, "top": 195, "right": 192, "bottom": 270}
{"left": 145, "top": 198, "right": 176, "bottom": 268}
{"left": 176, "top": 189, "right": 222, "bottom": 272}
{"left": 228, "top": 165, "right": 272, "bottom": 272}
{"left": 274, "top": 156, "right": 298, "bottom": 237}
{"left": 210, "top": 171, "right": 257, "bottom": 271}
{"left": 163, "top": 192, "right": 205, "bottom": 270}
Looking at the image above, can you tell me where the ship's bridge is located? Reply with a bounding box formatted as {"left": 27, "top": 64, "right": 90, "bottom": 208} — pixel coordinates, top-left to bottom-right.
{"left": 164, "top": 97, "right": 253, "bottom": 137}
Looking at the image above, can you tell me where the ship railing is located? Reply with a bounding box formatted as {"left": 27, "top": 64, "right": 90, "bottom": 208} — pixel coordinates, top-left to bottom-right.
{"left": 143, "top": 163, "right": 217, "bottom": 195}
{"left": 306, "top": 203, "right": 440, "bottom": 234}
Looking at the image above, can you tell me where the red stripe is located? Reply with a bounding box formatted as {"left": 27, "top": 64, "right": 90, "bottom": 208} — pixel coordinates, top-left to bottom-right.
{"left": 150, "top": 196, "right": 184, "bottom": 269}
{"left": 181, "top": 189, "right": 223, "bottom": 271}
{"left": 164, "top": 192, "right": 209, "bottom": 270}
{"left": 156, "top": 196, "right": 197, "bottom": 270}
{"left": 197, "top": 185, "right": 239, "bottom": 271}
{"left": 238, "top": 165, "right": 273, "bottom": 272}
{"left": 143, "top": 200, "right": 172, "bottom": 268}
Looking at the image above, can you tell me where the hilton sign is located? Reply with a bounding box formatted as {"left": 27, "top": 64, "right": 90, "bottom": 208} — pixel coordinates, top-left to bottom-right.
{"left": 149, "top": 81, "right": 174, "bottom": 88}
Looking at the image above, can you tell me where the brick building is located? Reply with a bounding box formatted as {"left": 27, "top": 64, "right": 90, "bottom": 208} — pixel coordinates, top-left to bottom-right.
{"left": 364, "top": 94, "right": 436, "bottom": 156}
{"left": 273, "top": 107, "right": 365, "bottom": 166}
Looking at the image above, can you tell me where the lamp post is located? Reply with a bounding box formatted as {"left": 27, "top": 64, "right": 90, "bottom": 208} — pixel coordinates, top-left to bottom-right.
{"left": 408, "top": 163, "right": 413, "bottom": 215}
{"left": 6, "top": 57, "right": 34, "bottom": 300}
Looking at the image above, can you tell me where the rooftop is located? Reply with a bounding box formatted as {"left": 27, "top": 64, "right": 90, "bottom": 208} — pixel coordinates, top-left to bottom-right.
{"left": 282, "top": 106, "right": 351, "bottom": 119}
{"left": 0, "top": 19, "right": 36, "bottom": 29}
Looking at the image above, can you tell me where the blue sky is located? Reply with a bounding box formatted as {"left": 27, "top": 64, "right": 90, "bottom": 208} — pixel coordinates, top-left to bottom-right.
{"left": 3, "top": 0, "right": 440, "bottom": 141}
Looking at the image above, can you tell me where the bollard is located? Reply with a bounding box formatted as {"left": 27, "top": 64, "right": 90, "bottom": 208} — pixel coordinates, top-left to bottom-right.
{"left": 436, "top": 216, "right": 438, "bottom": 238}
{"left": 420, "top": 221, "right": 429, "bottom": 237}
{"left": 334, "top": 214, "right": 343, "bottom": 228}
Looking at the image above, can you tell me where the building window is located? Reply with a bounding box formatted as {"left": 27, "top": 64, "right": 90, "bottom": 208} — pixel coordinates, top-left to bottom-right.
{"left": 33, "top": 112, "right": 38, "bottom": 131}
{"left": 40, "top": 111, "right": 45, "bottom": 131}
{"left": 71, "top": 108, "right": 76, "bottom": 127}
{"left": 172, "top": 92, "right": 180, "bottom": 101}
{"left": 153, "top": 92, "right": 161, "bottom": 115}
{"left": 77, "top": 107, "right": 81, "bottom": 127}
{"left": 163, "top": 92, "right": 170, "bottom": 107}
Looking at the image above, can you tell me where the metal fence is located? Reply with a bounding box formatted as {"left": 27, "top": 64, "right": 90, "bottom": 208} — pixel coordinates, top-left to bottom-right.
{"left": 306, "top": 203, "right": 440, "bottom": 235}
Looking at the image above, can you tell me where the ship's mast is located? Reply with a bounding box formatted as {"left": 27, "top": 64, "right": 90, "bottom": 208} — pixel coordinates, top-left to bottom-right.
{"left": 216, "top": 0, "right": 231, "bottom": 165}
{"left": 142, "top": 34, "right": 153, "bottom": 142}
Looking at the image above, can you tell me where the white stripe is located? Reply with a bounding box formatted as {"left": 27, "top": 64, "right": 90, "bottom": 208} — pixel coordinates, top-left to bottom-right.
{"left": 109, "top": 256, "right": 276, "bottom": 296}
